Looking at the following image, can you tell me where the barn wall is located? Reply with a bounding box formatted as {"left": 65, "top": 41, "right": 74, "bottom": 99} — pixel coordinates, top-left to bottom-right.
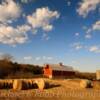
{"left": 43, "top": 64, "right": 75, "bottom": 79}
{"left": 52, "top": 70, "right": 75, "bottom": 78}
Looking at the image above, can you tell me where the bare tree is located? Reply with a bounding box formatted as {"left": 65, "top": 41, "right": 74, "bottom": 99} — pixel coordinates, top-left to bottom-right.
{"left": 0, "top": 53, "right": 14, "bottom": 62}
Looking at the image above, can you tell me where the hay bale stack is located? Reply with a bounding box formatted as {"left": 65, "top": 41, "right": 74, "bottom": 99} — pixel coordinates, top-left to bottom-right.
{"left": 35, "top": 79, "right": 45, "bottom": 90}
{"left": 5, "top": 80, "right": 13, "bottom": 89}
{"left": 19, "top": 79, "right": 38, "bottom": 90}
{"left": 13, "top": 79, "right": 22, "bottom": 90}
{"left": 0, "top": 80, "right": 13, "bottom": 89}
{"left": 80, "top": 79, "right": 91, "bottom": 88}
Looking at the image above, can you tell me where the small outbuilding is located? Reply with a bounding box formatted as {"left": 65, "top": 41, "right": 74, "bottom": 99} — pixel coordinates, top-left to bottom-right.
{"left": 43, "top": 63, "right": 75, "bottom": 78}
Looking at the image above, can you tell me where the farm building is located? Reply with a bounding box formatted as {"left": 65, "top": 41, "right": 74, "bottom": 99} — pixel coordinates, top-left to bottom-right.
{"left": 43, "top": 63, "right": 75, "bottom": 78}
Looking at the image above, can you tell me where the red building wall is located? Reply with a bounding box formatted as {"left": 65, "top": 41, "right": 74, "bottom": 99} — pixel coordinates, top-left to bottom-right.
{"left": 43, "top": 64, "right": 75, "bottom": 78}
{"left": 43, "top": 65, "right": 52, "bottom": 78}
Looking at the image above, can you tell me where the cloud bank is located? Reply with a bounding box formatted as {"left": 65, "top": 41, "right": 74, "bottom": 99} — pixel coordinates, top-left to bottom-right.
{"left": 0, "top": 0, "right": 60, "bottom": 46}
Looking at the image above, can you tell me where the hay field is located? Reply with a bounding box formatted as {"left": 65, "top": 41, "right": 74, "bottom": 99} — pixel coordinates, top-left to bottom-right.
{"left": 0, "top": 78, "right": 100, "bottom": 100}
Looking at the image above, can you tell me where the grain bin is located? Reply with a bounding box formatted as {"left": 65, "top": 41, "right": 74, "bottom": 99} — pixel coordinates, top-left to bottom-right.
{"left": 96, "top": 70, "right": 100, "bottom": 80}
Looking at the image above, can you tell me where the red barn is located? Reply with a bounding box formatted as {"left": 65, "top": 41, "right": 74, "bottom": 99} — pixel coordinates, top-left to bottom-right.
{"left": 43, "top": 63, "right": 75, "bottom": 78}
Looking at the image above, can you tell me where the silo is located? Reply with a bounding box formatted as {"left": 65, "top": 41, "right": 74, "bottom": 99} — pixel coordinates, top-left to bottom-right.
{"left": 96, "top": 70, "right": 100, "bottom": 80}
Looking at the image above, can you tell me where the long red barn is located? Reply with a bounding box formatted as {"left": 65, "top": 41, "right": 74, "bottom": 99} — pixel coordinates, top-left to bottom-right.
{"left": 43, "top": 63, "right": 75, "bottom": 78}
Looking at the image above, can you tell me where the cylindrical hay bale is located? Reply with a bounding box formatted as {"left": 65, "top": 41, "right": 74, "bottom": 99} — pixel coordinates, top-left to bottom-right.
{"left": 13, "top": 80, "right": 22, "bottom": 90}
{"left": 0, "top": 81, "right": 4, "bottom": 89}
{"left": 80, "top": 80, "right": 91, "bottom": 88}
{"left": 4, "top": 80, "right": 13, "bottom": 89}
{"left": 44, "top": 82, "right": 50, "bottom": 89}
{"left": 28, "top": 80, "right": 33, "bottom": 88}
{"left": 8, "top": 80, "right": 13, "bottom": 89}
{"left": 21, "top": 79, "right": 36, "bottom": 90}
{"left": 0, "top": 80, "right": 13, "bottom": 89}
{"left": 4, "top": 82, "right": 8, "bottom": 88}
{"left": 22, "top": 81, "right": 27, "bottom": 90}
{"left": 93, "top": 81, "right": 100, "bottom": 89}
{"left": 35, "top": 79, "right": 45, "bottom": 90}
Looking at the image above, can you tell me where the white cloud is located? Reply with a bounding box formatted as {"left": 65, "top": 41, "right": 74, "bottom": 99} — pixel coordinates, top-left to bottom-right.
{"left": 24, "top": 56, "right": 32, "bottom": 60}
{"left": 43, "top": 56, "right": 53, "bottom": 60}
{"left": 89, "top": 46, "right": 100, "bottom": 53}
{"left": 85, "top": 20, "right": 100, "bottom": 39}
{"left": 72, "top": 42, "right": 83, "bottom": 50}
{"left": 67, "top": 1, "right": 71, "bottom": 6}
{"left": 86, "top": 28, "right": 92, "bottom": 34}
{"left": 42, "top": 33, "right": 50, "bottom": 41}
{"left": 46, "top": 57, "right": 53, "bottom": 60}
{"left": 93, "top": 20, "right": 100, "bottom": 30}
{"left": 35, "top": 57, "right": 41, "bottom": 61}
{"left": 21, "top": 0, "right": 33, "bottom": 4}
{"left": 0, "top": 0, "right": 21, "bottom": 23}
{"left": 21, "top": 0, "right": 28, "bottom": 3}
{"left": 77, "top": 0, "right": 100, "bottom": 17}
{"left": 17, "top": 24, "right": 31, "bottom": 33}
{"left": 85, "top": 34, "right": 92, "bottom": 39}
{"left": 35, "top": 56, "right": 53, "bottom": 61}
{"left": 0, "top": 24, "right": 31, "bottom": 46}
{"left": 75, "top": 45, "right": 83, "bottom": 50}
{"left": 71, "top": 42, "right": 100, "bottom": 54}
{"left": 0, "top": 1, "right": 60, "bottom": 46}
{"left": 42, "top": 25, "right": 53, "bottom": 32}
{"left": 27, "top": 7, "right": 60, "bottom": 32}
{"left": 83, "top": 26, "right": 87, "bottom": 30}
{"left": 75, "top": 33, "right": 79, "bottom": 36}
{"left": 86, "top": 20, "right": 100, "bottom": 33}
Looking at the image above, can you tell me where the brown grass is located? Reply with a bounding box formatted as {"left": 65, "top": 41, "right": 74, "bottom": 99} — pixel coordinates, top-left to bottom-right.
{"left": 0, "top": 78, "right": 100, "bottom": 100}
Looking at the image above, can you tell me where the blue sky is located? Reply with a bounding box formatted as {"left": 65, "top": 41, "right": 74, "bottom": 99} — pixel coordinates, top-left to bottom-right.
{"left": 0, "top": 0, "right": 100, "bottom": 72}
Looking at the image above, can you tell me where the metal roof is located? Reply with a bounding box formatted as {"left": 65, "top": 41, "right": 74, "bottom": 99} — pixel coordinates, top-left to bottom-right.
{"left": 44, "top": 64, "right": 74, "bottom": 71}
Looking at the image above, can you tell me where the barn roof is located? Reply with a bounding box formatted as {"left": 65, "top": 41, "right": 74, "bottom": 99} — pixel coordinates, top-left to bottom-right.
{"left": 44, "top": 64, "right": 74, "bottom": 71}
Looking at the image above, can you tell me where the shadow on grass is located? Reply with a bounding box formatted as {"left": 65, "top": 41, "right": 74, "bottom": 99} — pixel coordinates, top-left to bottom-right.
{"left": 45, "top": 82, "right": 61, "bottom": 89}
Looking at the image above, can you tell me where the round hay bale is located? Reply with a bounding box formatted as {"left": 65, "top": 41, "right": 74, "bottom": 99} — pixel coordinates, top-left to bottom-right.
{"left": 0, "top": 81, "right": 4, "bottom": 89}
{"left": 22, "top": 80, "right": 35, "bottom": 90}
{"left": 28, "top": 80, "right": 33, "bottom": 88}
{"left": 93, "top": 81, "right": 100, "bottom": 89}
{"left": 80, "top": 79, "right": 91, "bottom": 88}
{"left": 22, "top": 81, "right": 27, "bottom": 90}
{"left": 13, "top": 80, "right": 22, "bottom": 90}
{"left": 27, "top": 82, "right": 31, "bottom": 89}
{"left": 0, "top": 80, "right": 13, "bottom": 89}
{"left": 4, "top": 82, "right": 8, "bottom": 88}
{"left": 5, "top": 80, "right": 13, "bottom": 89}
{"left": 44, "top": 82, "right": 50, "bottom": 89}
{"left": 35, "top": 79, "right": 45, "bottom": 90}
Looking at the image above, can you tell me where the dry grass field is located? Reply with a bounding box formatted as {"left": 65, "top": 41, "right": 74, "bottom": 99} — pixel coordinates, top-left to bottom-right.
{"left": 0, "top": 78, "right": 100, "bottom": 100}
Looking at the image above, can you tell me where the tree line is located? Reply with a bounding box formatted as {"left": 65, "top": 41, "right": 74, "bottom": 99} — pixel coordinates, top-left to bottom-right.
{"left": 0, "top": 54, "right": 43, "bottom": 79}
